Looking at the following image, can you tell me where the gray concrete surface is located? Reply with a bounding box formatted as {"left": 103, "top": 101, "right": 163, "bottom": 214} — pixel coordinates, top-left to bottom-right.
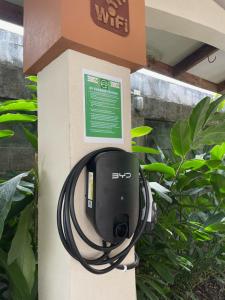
{"left": 0, "top": 29, "right": 35, "bottom": 177}
{"left": 131, "top": 72, "right": 212, "bottom": 154}
{"left": 0, "top": 29, "right": 30, "bottom": 99}
{"left": 0, "top": 29, "right": 214, "bottom": 176}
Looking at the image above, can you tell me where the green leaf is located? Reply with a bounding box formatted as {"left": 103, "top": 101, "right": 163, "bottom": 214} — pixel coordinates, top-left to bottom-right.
{"left": 23, "top": 127, "right": 38, "bottom": 151}
{"left": 149, "top": 260, "right": 174, "bottom": 284}
{"left": 146, "top": 279, "right": 167, "bottom": 299}
{"left": 0, "top": 113, "right": 37, "bottom": 123}
{"left": 131, "top": 126, "right": 152, "bottom": 139}
{"left": 205, "top": 213, "right": 225, "bottom": 226}
{"left": 0, "top": 249, "right": 31, "bottom": 300}
{"left": 157, "top": 191, "right": 173, "bottom": 203}
{"left": 211, "top": 173, "right": 225, "bottom": 194}
{"left": 26, "top": 76, "right": 37, "bottom": 83}
{"left": 205, "top": 94, "right": 225, "bottom": 123}
{"left": 207, "top": 112, "right": 225, "bottom": 124}
{"left": 0, "top": 100, "right": 37, "bottom": 112}
{"left": 137, "top": 281, "right": 159, "bottom": 300}
{"left": 181, "top": 159, "right": 206, "bottom": 171}
{"left": 192, "top": 230, "right": 212, "bottom": 241}
{"left": 0, "top": 129, "right": 14, "bottom": 139}
{"left": 206, "top": 160, "right": 221, "bottom": 169}
{"left": 186, "top": 291, "right": 199, "bottom": 300}
{"left": 171, "top": 120, "right": 191, "bottom": 158}
{"left": 149, "top": 182, "right": 172, "bottom": 202}
{"left": 0, "top": 173, "right": 28, "bottom": 239}
{"left": 218, "top": 99, "right": 225, "bottom": 111}
{"left": 149, "top": 182, "right": 170, "bottom": 194}
{"left": 17, "top": 184, "right": 33, "bottom": 195}
{"left": 210, "top": 143, "right": 225, "bottom": 160}
{"left": 189, "top": 96, "right": 211, "bottom": 140}
{"left": 8, "top": 204, "right": 36, "bottom": 293}
{"left": 132, "top": 145, "right": 159, "bottom": 154}
{"left": 174, "top": 227, "right": 187, "bottom": 241}
{"left": 176, "top": 171, "right": 201, "bottom": 190}
{"left": 143, "top": 163, "right": 175, "bottom": 177}
{"left": 194, "top": 121, "right": 225, "bottom": 148}
{"left": 26, "top": 85, "right": 37, "bottom": 92}
{"left": 165, "top": 249, "right": 193, "bottom": 271}
{"left": 204, "top": 223, "right": 225, "bottom": 233}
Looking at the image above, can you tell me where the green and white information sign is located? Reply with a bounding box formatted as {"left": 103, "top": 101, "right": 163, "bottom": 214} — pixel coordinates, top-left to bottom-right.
{"left": 83, "top": 70, "right": 123, "bottom": 143}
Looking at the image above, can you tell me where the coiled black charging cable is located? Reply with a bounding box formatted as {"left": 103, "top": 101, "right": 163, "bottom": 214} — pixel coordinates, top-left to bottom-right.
{"left": 57, "top": 147, "right": 150, "bottom": 275}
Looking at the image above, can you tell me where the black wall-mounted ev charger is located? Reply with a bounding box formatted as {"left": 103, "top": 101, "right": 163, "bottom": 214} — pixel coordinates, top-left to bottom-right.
{"left": 86, "top": 151, "right": 139, "bottom": 244}
{"left": 57, "top": 148, "right": 150, "bottom": 275}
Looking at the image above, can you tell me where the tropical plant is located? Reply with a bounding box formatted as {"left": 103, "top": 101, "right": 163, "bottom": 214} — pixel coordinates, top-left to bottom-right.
{"left": 0, "top": 76, "right": 38, "bottom": 300}
{"left": 1, "top": 78, "right": 225, "bottom": 300}
{"left": 134, "top": 95, "right": 225, "bottom": 299}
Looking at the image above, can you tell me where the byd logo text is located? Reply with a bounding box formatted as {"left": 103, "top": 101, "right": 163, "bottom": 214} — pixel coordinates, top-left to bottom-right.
{"left": 112, "top": 173, "right": 132, "bottom": 179}
{"left": 91, "top": 0, "right": 130, "bottom": 37}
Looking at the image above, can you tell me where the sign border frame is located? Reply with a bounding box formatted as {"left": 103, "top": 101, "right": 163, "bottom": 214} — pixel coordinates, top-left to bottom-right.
{"left": 83, "top": 69, "right": 124, "bottom": 144}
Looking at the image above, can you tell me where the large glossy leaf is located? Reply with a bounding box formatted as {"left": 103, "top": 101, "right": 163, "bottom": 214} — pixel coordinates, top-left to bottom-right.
{"left": 176, "top": 171, "right": 201, "bottom": 191}
{"left": 149, "top": 182, "right": 170, "bottom": 194}
{"left": 0, "top": 100, "right": 37, "bottom": 112}
{"left": 181, "top": 159, "right": 206, "bottom": 171}
{"left": 218, "top": 99, "right": 225, "bottom": 111}
{"left": 210, "top": 143, "right": 225, "bottom": 160}
{"left": 0, "top": 249, "right": 31, "bottom": 300}
{"left": 0, "top": 129, "right": 14, "bottom": 139}
{"left": 189, "top": 96, "right": 211, "bottom": 140}
{"left": 204, "top": 223, "right": 225, "bottom": 233}
{"left": 195, "top": 121, "right": 225, "bottom": 147}
{"left": 149, "top": 182, "right": 172, "bottom": 203}
{"left": 171, "top": 120, "right": 191, "bottom": 158}
{"left": 0, "top": 113, "right": 37, "bottom": 123}
{"left": 132, "top": 145, "right": 159, "bottom": 154}
{"left": 131, "top": 126, "right": 152, "bottom": 138}
{"left": 206, "top": 160, "right": 221, "bottom": 169}
{"left": 207, "top": 112, "right": 225, "bottom": 124}
{"left": 205, "top": 94, "right": 225, "bottom": 124}
{"left": 26, "top": 76, "right": 37, "bottom": 83}
{"left": 8, "top": 204, "right": 36, "bottom": 293}
{"left": 143, "top": 163, "right": 175, "bottom": 177}
{"left": 0, "top": 173, "right": 28, "bottom": 238}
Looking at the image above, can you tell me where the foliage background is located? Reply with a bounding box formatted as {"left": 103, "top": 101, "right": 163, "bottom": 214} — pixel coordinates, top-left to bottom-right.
{"left": 0, "top": 76, "right": 225, "bottom": 299}
{"left": 0, "top": 76, "right": 38, "bottom": 300}
{"left": 134, "top": 95, "right": 225, "bottom": 299}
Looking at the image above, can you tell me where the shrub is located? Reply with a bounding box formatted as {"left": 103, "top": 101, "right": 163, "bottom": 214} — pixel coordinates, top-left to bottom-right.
{"left": 134, "top": 95, "right": 225, "bottom": 300}
{"left": 0, "top": 76, "right": 38, "bottom": 300}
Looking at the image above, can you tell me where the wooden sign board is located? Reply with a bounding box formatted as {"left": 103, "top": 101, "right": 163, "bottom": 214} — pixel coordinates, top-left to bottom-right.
{"left": 24, "top": 0, "right": 146, "bottom": 74}
{"left": 91, "top": 0, "right": 130, "bottom": 37}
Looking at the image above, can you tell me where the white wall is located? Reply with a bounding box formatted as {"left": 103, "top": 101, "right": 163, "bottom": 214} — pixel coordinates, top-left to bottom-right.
{"left": 145, "top": 0, "right": 225, "bottom": 51}
{"left": 38, "top": 50, "right": 137, "bottom": 300}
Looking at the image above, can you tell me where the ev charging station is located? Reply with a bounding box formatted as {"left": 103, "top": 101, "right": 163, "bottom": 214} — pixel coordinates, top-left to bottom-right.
{"left": 23, "top": 0, "right": 147, "bottom": 299}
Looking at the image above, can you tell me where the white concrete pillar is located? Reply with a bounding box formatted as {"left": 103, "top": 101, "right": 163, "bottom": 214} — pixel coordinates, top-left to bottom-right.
{"left": 38, "top": 49, "right": 136, "bottom": 300}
